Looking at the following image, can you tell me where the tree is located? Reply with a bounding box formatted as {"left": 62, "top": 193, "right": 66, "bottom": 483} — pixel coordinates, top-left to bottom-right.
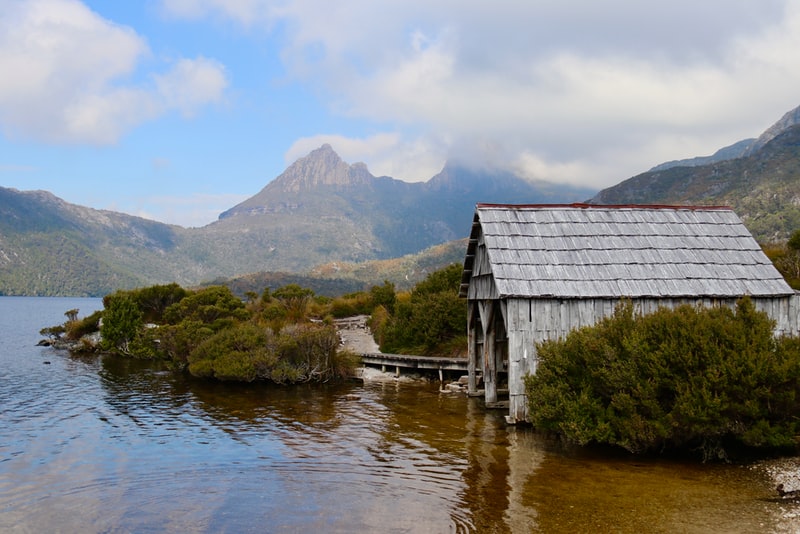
{"left": 40, "top": 325, "right": 65, "bottom": 341}
{"left": 372, "top": 264, "right": 467, "bottom": 356}
{"left": 132, "top": 283, "right": 188, "bottom": 323}
{"left": 370, "top": 280, "right": 396, "bottom": 310}
{"left": 163, "top": 285, "right": 247, "bottom": 326}
{"left": 788, "top": 229, "right": 800, "bottom": 252}
{"left": 101, "top": 294, "right": 143, "bottom": 354}
{"left": 412, "top": 263, "right": 462, "bottom": 296}
{"left": 272, "top": 284, "right": 315, "bottom": 323}
{"left": 766, "top": 228, "right": 800, "bottom": 289}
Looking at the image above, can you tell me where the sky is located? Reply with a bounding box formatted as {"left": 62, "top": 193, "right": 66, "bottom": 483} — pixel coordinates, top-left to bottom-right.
{"left": 2, "top": 0, "right": 800, "bottom": 228}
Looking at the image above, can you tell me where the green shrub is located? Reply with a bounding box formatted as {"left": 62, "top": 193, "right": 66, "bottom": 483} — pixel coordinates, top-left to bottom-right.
{"left": 163, "top": 286, "right": 248, "bottom": 325}
{"left": 370, "top": 281, "right": 396, "bottom": 311}
{"left": 154, "top": 320, "right": 214, "bottom": 364}
{"left": 372, "top": 264, "right": 466, "bottom": 356}
{"left": 331, "top": 348, "right": 362, "bottom": 380}
{"left": 274, "top": 323, "right": 341, "bottom": 382}
{"left": 329, "top": 292, "right": 372, "bottom": 318}
{"left": 272, "top": 284, "right": 314, "bottom": 323}
{"left": 525, "top": 298, "right": 800, "bottom": 460}
{"left": 368, "top": 305, "right": 391, "bottom": 349}
{"left": 186, "top": 321, "right": 354, "bottom": 384}
{"left": 39, "top": 324, "right": 66, "bottom": 340}
{"left": 128, "top": 283, "right": 189, "bottom": 323}
{"left": 101, "top": 293, "right": 143, "bottom": 354}
{"left": 188, "top": 322, "right": 275, "bottom": 382}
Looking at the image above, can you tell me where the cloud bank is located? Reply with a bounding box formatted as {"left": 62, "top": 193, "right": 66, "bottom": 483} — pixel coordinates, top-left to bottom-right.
{"left": 4, "top": 0, "right": 800, "bottom": 212}
{"left": 0, "top": 0, "right": 227, "bottom": 144}
{"left": 161, "top": 0, "right": 800, "bottom": 187}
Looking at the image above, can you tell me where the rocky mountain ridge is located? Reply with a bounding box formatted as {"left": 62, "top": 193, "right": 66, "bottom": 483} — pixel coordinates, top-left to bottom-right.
{"left": 6, "top": 101, "right": 800, "bottom": 296}
{"left": 747, "top": 105, "right": 800, "bottom": 155}
{"left": 220, "top": 144, "right": 377, "bottom": 218}
{"left": 203, "top": 144, "right": 595, "bottom": 272}
{"left": 0, "top": 146, "right": 594, "bottom": 295}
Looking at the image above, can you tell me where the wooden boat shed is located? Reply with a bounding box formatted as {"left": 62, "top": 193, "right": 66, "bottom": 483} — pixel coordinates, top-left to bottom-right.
{"left": 459, "top": 203, "right": 800, "bottom": 423}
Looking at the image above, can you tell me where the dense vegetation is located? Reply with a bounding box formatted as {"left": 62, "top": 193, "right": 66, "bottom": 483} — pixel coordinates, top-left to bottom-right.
{"left": 525, "top": 298, "right": 800, "bottom": 460}
{"left": 0, "top": 232, "right": 145, "bottom": 297}
{"left": 369, "top": 263, "right": 467, "bottom": 356}
{"left": 45, "top": 264, "right": 467, "bottom": 383}
{"left": 45, "top": 282, "right": 358, "bottom": 383}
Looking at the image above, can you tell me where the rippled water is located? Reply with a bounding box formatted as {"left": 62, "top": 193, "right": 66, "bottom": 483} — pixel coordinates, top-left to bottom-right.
{"left": 1, "top": 297, "right": 797, "bottom": 533}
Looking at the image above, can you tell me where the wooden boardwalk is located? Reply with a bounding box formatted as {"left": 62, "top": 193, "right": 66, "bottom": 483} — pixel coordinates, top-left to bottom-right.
{"left": 359, "top": 352, "right": 510, "bottom": 409}
{"left": 360, "top": 352, "right": 468, "bottom": 378}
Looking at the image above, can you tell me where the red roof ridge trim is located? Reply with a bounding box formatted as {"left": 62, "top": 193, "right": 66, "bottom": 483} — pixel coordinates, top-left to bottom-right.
{"left": 475, "top": 202, "right": 733, "bottom": 210}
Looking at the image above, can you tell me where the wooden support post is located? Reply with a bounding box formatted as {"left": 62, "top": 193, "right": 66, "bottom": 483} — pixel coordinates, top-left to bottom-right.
{"left": 485, "top": 321, "right": 497, "bottom": 404}
{"left": 395, "top": 365, "right": 400, "bottom": 377}
{"left": 478, "top": 300, "right": 497, "bottom": 405}
{"left": 467, "top": 302, "right": 478, "bottom": 394}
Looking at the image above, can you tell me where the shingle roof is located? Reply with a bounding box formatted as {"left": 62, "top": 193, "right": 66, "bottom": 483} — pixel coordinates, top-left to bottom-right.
{"left": 460, "top": 203, "right": 794, "bottom": 299}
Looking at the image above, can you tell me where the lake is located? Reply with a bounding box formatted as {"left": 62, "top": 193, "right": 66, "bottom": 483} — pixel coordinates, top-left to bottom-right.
{"left": 1, "top": 296, "right": 798, "bottom": 533}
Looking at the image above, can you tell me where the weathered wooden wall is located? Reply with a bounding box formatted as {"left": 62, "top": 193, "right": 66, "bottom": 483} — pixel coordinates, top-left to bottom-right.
{"left": 466, "top": 233, "right": 499, "bottom": 300}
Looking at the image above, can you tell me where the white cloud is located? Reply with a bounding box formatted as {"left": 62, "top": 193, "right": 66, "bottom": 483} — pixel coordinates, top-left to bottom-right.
{"left": 154, "top": 57, "right": 228, "bottom": 117}
{"left": 162, "top": 0, "right": 800, "bottom": 187}
{"left": 0, "top": 0, "right": 228, "bottom": 144}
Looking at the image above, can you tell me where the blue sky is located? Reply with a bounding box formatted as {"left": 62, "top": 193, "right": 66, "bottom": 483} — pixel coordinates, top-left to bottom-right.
{"left": 2, "top": 0, "right": 800, "bottom": 227}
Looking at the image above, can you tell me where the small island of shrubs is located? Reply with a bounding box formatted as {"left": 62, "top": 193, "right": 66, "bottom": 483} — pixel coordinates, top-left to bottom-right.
{"left": 41, "top": 264, "right": 468, "bottom": 385}
{"left": 45, "top": 283, "right": 359, "bottom": 383}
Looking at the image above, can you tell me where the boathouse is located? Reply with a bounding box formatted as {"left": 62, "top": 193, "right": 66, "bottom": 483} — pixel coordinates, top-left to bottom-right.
{"left": 459, "top": 203, "right": 800, "bottom": 423}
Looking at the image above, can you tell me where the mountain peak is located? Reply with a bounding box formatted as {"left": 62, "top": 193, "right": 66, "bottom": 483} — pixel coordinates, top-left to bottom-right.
{"left": 218, "top": 145, "right": 377, "bottom": 219}
{"left": 271, "top": 144, "right": 374, "bottom": 193}
{"left": 746, "top": 104, "right": 800, "bottom": 155}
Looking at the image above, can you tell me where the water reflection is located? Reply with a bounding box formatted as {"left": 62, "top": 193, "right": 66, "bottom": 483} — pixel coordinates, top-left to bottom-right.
{"left": 2, "top": 338, "right": 794, "bottom": 533}
{"left": 93, "top": 355, "right": 479, "bottom": 532}
{"left": 76, "top": 355, "right": 800, "bottom": 532}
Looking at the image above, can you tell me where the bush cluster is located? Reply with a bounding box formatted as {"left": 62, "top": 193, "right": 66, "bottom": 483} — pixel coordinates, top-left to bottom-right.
{"left": 187, "top": 321, "right": 358, "bottom": 383}
{"left": 525, "top": 298, "right": 800, "bottom": 460}
{"left": 369, "top": 263, "right": 467, "bottom": 356}
{"left": 71, "top": 283, "right": 360, "bottom": 384}
{"left": 48, "top": 265, "right": 467, "bottom": 381}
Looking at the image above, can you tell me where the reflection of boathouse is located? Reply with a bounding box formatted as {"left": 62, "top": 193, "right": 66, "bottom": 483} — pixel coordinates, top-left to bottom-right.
{"left": 459, "top": 203, "right": 800, "bottom": 423}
